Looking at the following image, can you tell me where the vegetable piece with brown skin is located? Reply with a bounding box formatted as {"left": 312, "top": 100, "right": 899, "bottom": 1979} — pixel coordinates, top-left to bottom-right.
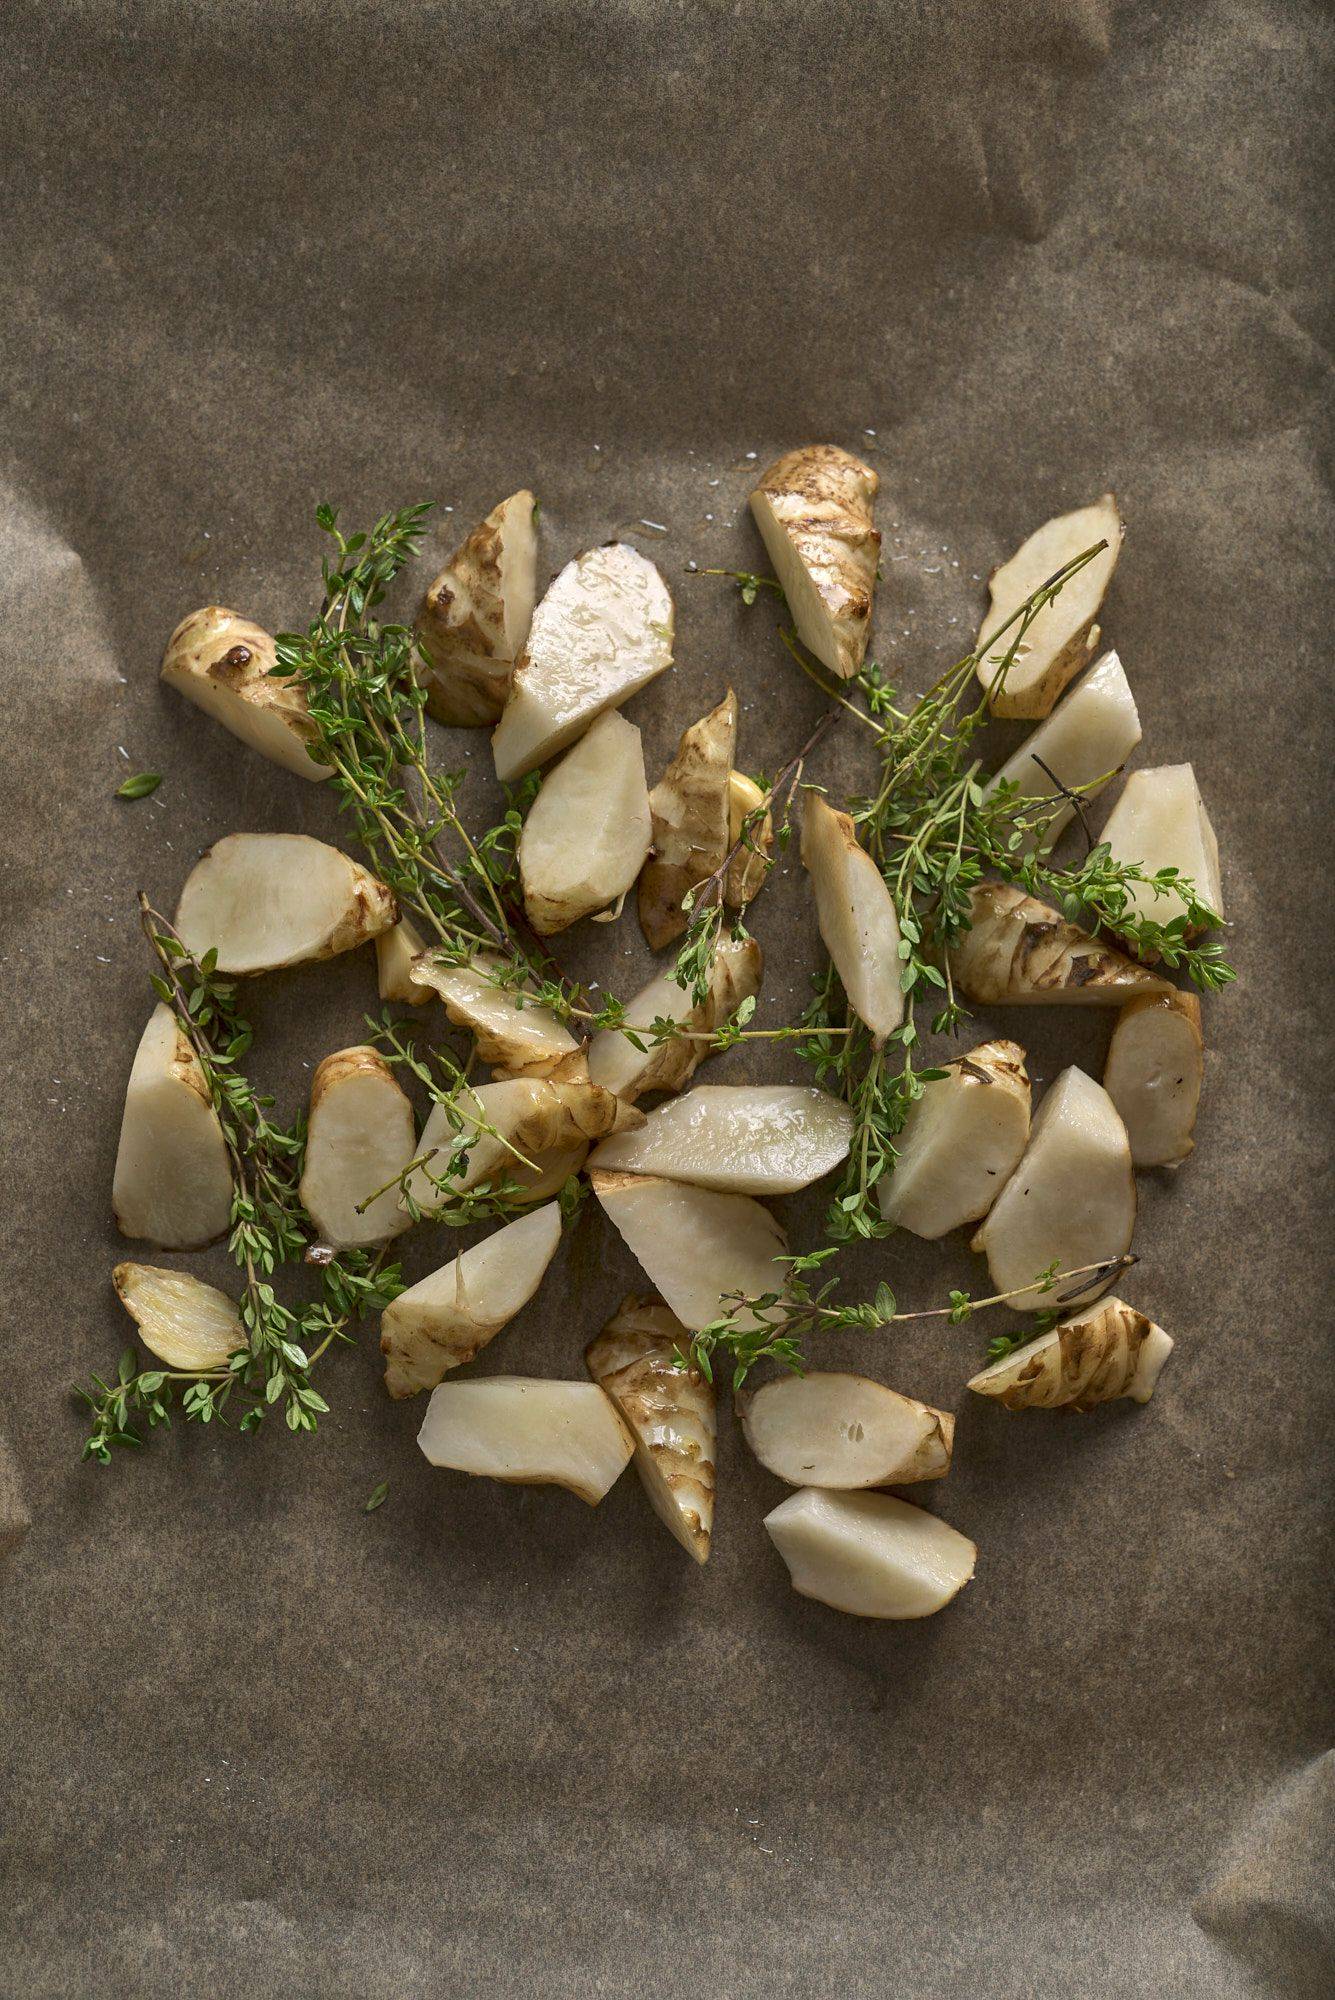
{"left": 967, "top": 1297, "right": 1173, "bottom": 1410}
{"left": 586, "top": 936, "right": 764, "bottom": 1102}
{"left": 749, "top": 446, "right": 879, "bottom": 679}
{"left": 638, "top": 690, "right": 738, "bottom": 948}
{"left": 174, "top": 833, "right": 397, "bottom": 975}
{"left": 948, "top": 883, "right": 1172, "bottom": 1007}
{"left": 382, "top": 1204, "right": 563, "bottom": 1397}
{"left": 299, "top": 1047, "right": 416, "bottom": 1248}
{"left": 408, "top": 951, "right": 584, "bottom": 1078}
{"left": 375, "top": 917, "right": 431, "bottom": 1003}
{"left": 402, "top": 1076, "right": 642, "bottom": 1215}
{"left": 739, "top": 1372, "right": 953, "bottom": 1488}
{"left": 415, "top": 489, "right": 538, "bottom": 726}
{"left": 974, "top": 495, "right": 1124, "bottom": 718}
{"left": 724, "top": 770, "right": 774, "bottom": 908}
{"left": 587, "top": 1299, "right": 716, "bottom": 1563}
{"left": 161, "top": 607, "right": 328, "bottom": 781}
{"left": 1103, "top": 989, "right": 1203, "bottom": 1168}
{"left": 877, "top": 1039, "right": 1030, "bottom": 1239}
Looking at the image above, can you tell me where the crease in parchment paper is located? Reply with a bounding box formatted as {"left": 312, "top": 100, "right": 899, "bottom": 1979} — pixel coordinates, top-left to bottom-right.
{"left": 1193, "top": 1754, "right": 1335, "bottom": 1991}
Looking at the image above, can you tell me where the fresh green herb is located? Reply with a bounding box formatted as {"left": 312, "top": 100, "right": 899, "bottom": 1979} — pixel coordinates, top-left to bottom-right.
{"left": 698, "top": 567, "right": 783, "bottom": 607}
{"left": 364, "top": 1479, "right": 390, "bottom": 1513}
{"left": 115, "top": 772, "right": 162, "bottom": 800}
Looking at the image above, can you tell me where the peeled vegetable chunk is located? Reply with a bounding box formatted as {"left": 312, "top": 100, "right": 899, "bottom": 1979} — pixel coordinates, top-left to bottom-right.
{"left": 492, "top": 544, "right": 674, "bottom": 781}
{"left": 972, "top": 1066, "right": 1135, "bottom": 1311}
{"left": 801, "top": 792, "right": 903, "bottom": 1043}
{"left": 161, "top": 606, "right": 327, "bottom": 781}
{"left": 519, "top": 710, "right": 652, "bottom": 933}
{"left": 409, "top": 951, "right": 582, "bottom": 1077}
{"left": 740, "top": 1373, "right": 953, "bottom": 1488}
{"left": 113, "top": 1262, "right": 244, "bottom": 1371}
{"left": 638, "top": 689, "right": 737, "bottom": 948}
{"left": 174, "top": 833, "right": 396, "bottom": 975}
{"left": 949, "top": 883, "right": 1171, "bottom": 1007}
{"left": 725, "top": 770, "right": 774, "bottom": 908}
{"left": 587, "top": 1299, "right": 716, "bottom": 1562}
{"left": 1099, "top": 763, "right": 1224, "bottom": 931}
{"left": 985, "top": 650, "right": 1141, "bottom": 849}
{"left": 749, "top": 446, "right": 879, "bottom": 679}
{"left": 112, "top": 1004, "right": 232, "bottom": 1249}
{"left": 967, "top": 1296, "right": 1173, "bottom": 1410}
{"left": 764, "top": 1489, "right": 976, "bottom": 1620}
{"left": 586, "top": 936, "right": 763, "bottom": 1102}
{"left": 403, "top": 1077, "right": 640, "bottom": 1216}
{"left": 376, "top": 916, "right": 431, "bottom": 1003}
{"left": 1104, "top": 990, "right": 1203, "bottom": 1169}
{"left": 975, "top": 495, "right": 1124, "bottom": 717}
{"left": 415, "top": 489, "right": 537, "bottom": 726}
{"left": 299, "top": 1047, "right": 416, "bottom": 1247}
{"left": 381, "top": 1204, "right": 562, "bottom": 1397}
{"left": 878, "top": 1039, "right": 1030, "bottom": 1239}
{"left": 417, "top": 1377, "right": 635, "bottom": 1504}
{"left": 591, "top": 1170, "right": 789, "bottom": 1332}
{"left": 591, "top": 1084, "right": 852, "bottom": 1195}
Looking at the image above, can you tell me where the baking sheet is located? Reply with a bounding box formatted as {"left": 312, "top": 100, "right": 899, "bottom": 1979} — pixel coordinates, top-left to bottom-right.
{"left": 2, "top": 2, "right": 1332, "bottom": 1994}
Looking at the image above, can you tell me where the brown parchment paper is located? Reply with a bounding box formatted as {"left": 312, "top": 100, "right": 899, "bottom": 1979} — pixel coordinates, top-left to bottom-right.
{"left": 1, "top": 2, "right": 1332, "bottom": 1994}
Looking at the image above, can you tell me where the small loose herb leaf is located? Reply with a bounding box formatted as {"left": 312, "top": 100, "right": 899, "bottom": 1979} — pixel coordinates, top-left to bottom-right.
{"left": 116, "top": 772, "right": 162, "bottom": 800}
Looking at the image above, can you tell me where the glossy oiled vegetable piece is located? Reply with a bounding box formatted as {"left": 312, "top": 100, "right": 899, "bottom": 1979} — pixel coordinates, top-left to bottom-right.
{"left": 417, "top": 1378, "right": 635, "bottom": 1505}
{"left": 587, "top": 1299, "right": 715, "bottom": 1562}
{"left": 409, "top": 951, "right": 583, "bottom": 1078}
{"left": 414, "top": 489, "right": 537, "bottom": 726}
{"left": 638, "top": 689, "right": 737, "bottom": 948}
{"left": 801, "top": 792, "right": 903, "bottom": 1044}
{"left": 764, "top": 1489, "right": 977, "bottom": 1620}
{"left": 740, "top": 1373, "right": 953, "bottom": 1488}
{"left": 402, "top": 1076, "right": 640, "bottom": 1215}
{"left": 590, "top": 1083, "right": 852, "bottom": 1195}
{"left": 112, "top": 1004, "right": 232, "bottom": 1249}
{"left": 877, "top": 1039, "right": 1030, "bottom": 1239}
{"left": 967, "top": 1297, "right": 1173, "bottom": 1410}
{"left": 974, "top": 495, "right": 1123, "bottom": 717}
{"left": 749, "top": 446, "right": 879, "bottom": 679}
{"left": 590, "top": 1169, "right": 789, "bottom": 1333}
{"left": 113, "top": 1262, "right": 244, "bottom": 1372}
{"left": 984, "top": 649, "right": 1140, "bottom": 850}
{"left": 375, "top": 917, "right": 431, "bottom": 1004}
{"left": 381, "top": 1204, "right": 563, "bottom": 1398}
{"left": 161, "top": 606, "right": 328, "bottom": 781}
{"left": 1103, "top": 989, "right": 1204, "bottom": 1168}
{"left": 949, "top": 883, "right": 1170, "bottom": 1006}
{"left": 585, "top": 937, "right": 763, "bottom": 1103}
{"left": 174, "top": 833, "right": 396, "bottom": 975}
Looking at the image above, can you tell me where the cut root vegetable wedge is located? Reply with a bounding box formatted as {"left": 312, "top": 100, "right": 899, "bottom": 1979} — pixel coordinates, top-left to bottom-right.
{"left": 112, "top": 1004, "right": 233, "bottom": 1249}
{"left": 492, "top": 543, "right": 674, "bottom": 781}
{"left": 586, "top": 936, "right": 763, "bottom": 1102}
{"left": 590, "top": 1084, "right": 852, "bottom": 1195}
{"left": 409, "top": 952, "right": 582, "bottom": 1077}
{"left": 638, "top": 689, "right": 737, "bottom": 948}
{"left": 725, "top": 770, "right": 774, "bottom": 908}
{"left": 174, "top": 833, "right": 397, "bottom": 974}
{"left": 298, "top": 1047, "right": 416, "bottom": 1247}
{"left": 949, "top": 883, "right": 1171, "bottom": 1006}
{"left": 591, "top": 1170, "right": 788, "bottom": 1332}
{"left": 740, "top": 1373, "right": 953, "bottom": 1488}
{"left": 878, "top": 1039, "right": 1030, "bottom": 1239}
{"left": 587, "top": 1298, "right": 716, "bottom": 1562}
{"left": 1104, "top": 990, "right": 1203, "bottom": 1169}
{"left": 801, "top": 792, "right": 903, "bottom": 1043}
{"left": 984, "top": 649, "right": 1140, "bottom": 849}
{"left": 415, "top": 489, "right": 537, "bottom": 726}
{"left": 417, "top": 1377, "right": 635, "bottom": 1503}
{"left": 967, "top": 1296, "right": 1173, "bottom": 1410}
{"left": 113, "top": 1262, "right": 244, "bottom": 1371}
{"left": 382, "top": 1204, "right": 562, "bottom": 1396}
{"left": 403, "top": 1077, "right": 640, "bottom": 1215}
{"left": 1099, "top": 763, "right": 1224, "bottom": 932}
{"left": 375, "top": 917, "right": 431, "bottom": 1003}
{"left": 975, "top": 495, "right": 1124, "bottom": 717}
{"left": 749, "top": 446, "right": 879, "bottom": 679}
{"left": 764, "top": 1489, "right": 976, "bottom": 1619}
{"left": 519, "top": 710, "right": 652, "bottom": 933}
{"left": 161, "top": 607, "right": 327, "bottom": 781}
{"left": 972, "top": 1066, "right": 1135, "bottom": 1312}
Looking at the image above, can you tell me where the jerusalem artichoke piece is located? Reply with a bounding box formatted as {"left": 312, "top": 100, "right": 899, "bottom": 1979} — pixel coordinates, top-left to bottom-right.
{"left": 638, "top": 689, "right": 737, "bottom": 948}
{"left": 974, "top": 495, "right": 1124, "bottom": 717}
{"left": 984, "top": 649, "right": 1141, "bottom": 849}
{"left": 587, "top": 1298, "right": 716, "bottom": 1563}
{"left": 408, "top": 951, "right": 582, "bottom": 1077}
{"left": 740, "top": 1373, "right": 953, "bottom": 1488}
{"left": 586, "top": 936, "right": 763, "bottom": 1102}
{"left": 381, "top": 1204, "right": 562, "bottom": 1397}
{"left": 590, "top": 1169, "right": 789, "bottom": 1333}
{"left": 113, "top": 1262, "right": 244, "bottom": 1372}
{"left": 161, "top": 607, "right": 328, "bottom": 781}
{"left": 375, "top": 917, "right": 431, "bottom": 1003}
{"left": 414, "top": 489, "right": 537, "bottom": 726}
{"left": 1099, "top": 763, "right": 1224, "bottom": 932}
{"left": 967, "top": 1296, "right": 1173, "bottom": 1410}
{"left": 801, "top": 792, "right": 904, "bottom": 1044}
{"left": 298, "top": 1047, "right": 416, "bottom": 1248}
{"left": 590, "top": 1084, "right": 852, "bottom": 1195}
{"left": 519, "top": 710, "right": 652, "bottom": 934}
{"left": 877, "top": 1039, "right": 1031, "bottom": 1239}
{"left": 764, "top": 1489, "right": 976, "bottom": 1620}
{"left": 725, "top": 770, "right": 774, "bottom": 908}
{"left": 402, "top": 1076, "right": 641, "bottom": 1215}
{"left": 174, "top": 833, "right": 397, "bottom": 975}
{"left": 949, "top": 883, "right": 1171, "bottom": 1007}
{"left": 112, "top": 1004, "right": 233, "bottom": 1250}
{"left": 1104, "top": 989, "right": 1203, "bottom": 1169}
{"left": 417, "top": 1376, "right": 635, "bottom": 1504}
{"left": 749, "top": 446, "right": 879, "bottom": 679}
{"left": 972, "top": 1066, "right": 1136, "bottom": 1312}
{"left": 492, "top": 543, "right": 674, "bottom": 782}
